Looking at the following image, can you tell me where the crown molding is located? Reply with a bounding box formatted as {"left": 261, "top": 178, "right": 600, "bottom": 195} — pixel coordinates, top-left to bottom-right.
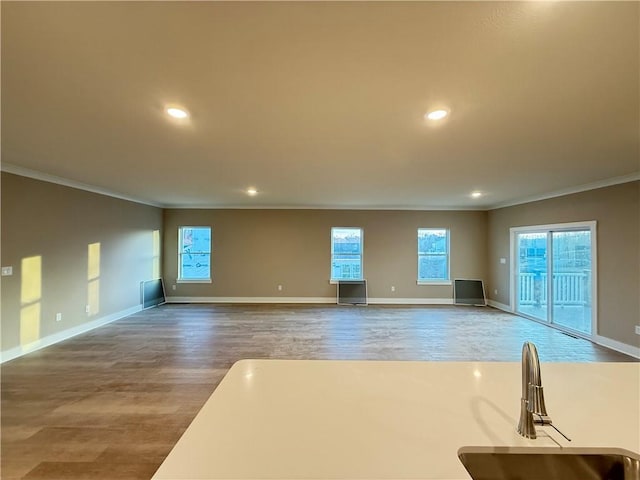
{"left": 161, "top": 203, "right": 487, "bottom": 211}
{"left": 3, "top": 162, "right": 637, "bottom": 212}
{"left": 488, "top": 172, "right": 640, "bottom": 210}
{"left": 1, "top": 162, "right": 165, "bottom": 208}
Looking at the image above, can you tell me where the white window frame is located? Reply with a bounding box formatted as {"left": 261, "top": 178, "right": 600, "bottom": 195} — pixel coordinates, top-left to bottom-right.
{"left": 177, "top": 226, "right": 212, "bottom": 283}
{"left": 330, "top": 227, "right": 364, "bottom": 283}
{"left": 417, "top": 228, "right": 451, "bottom": 285}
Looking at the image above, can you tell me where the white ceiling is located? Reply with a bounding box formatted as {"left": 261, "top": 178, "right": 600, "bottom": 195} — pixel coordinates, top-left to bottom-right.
{"left": 2, "top": 1, "right": 639, "bottom": 209}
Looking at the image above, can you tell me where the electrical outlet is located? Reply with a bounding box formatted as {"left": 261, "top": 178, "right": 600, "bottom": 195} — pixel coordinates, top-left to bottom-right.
{"left": 500, "top": 258, "right": 506, "bottom": 264}
{"left": 277, "top": 284, "right": 283, "bottom": 291}
{"left": 1, "top": 266, "right": 13, "bottom": 276}
{"left": 635, "top": 326, "right": 640, "bottom": 335}
{"left": 172, "top": 284, "right": 176, "bottom": 291}
{"left": 494, "top": 289, "right": 498, "bottom": 295}
{"left": 55, "top": 313, "right": 62, "bottom": 322}
{"left": 85, "top": 305, "right": 91, "bottom": 314}
{"left": 391, "top": 286, "right": 395, "bottom": 292}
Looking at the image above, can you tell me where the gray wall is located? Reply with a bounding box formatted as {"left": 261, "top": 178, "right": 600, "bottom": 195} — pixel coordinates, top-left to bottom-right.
{"left": 1, "top": 173, "right": 163, "bottom": 353}
{"left": 487, "top": 181, "right": 639, "bottom": 346}
{"left": 163, "top": 209, "right": 488, "bottom": 300}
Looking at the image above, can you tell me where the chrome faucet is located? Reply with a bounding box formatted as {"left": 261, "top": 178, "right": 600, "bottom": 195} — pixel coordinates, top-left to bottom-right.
{"left": 517, "top": 341, "right": 552, "bottom": 439}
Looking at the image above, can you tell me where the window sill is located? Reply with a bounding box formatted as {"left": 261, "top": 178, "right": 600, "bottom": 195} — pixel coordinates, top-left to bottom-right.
{"left": 177, "top": 279, "right": 212, "bottom": 284}
{"left": 417, "top": 280, "right": 452, "bottom": 286}
{"left": 329, "top": 279, "right": 364, "bottom": 284}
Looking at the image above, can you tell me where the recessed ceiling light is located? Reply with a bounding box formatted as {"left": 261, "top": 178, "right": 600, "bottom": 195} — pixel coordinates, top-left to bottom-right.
{"left": 166, "top": 107, "right": 189, "bottom": 119}
{"left": 471, "top": 191, "right": 483, "bottom": 198}
{"left": 247, "top": 188, "right": 258, "bottom": 196}
{"left": 425, "top": 109, "right": 448, "bottom": 121}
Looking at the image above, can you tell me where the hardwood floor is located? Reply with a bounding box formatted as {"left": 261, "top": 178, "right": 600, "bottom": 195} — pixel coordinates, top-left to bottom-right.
{"left": 1, "top": 304, "right": 636, "bottom": 479}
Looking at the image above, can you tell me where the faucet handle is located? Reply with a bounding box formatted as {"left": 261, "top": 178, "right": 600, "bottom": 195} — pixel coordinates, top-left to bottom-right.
{"left": 533, "top": 414, "right": 553, "bottom": 426}
{"left": 527, "top": 384, "right": 549, "bottom": 417}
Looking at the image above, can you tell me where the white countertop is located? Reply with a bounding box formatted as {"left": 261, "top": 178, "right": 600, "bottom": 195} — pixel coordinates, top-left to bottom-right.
{"left": 153, "top": 360, "right": 640, "bottom": 479}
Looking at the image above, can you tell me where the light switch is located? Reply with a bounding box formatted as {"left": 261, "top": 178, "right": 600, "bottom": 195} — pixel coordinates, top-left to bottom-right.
{"left": 1, "top": 266, "right": 13, "bottom": 276}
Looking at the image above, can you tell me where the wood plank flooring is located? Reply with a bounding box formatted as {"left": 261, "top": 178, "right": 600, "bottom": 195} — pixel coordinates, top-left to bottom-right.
{"left": 1, "top": 304, "right": 636, "bottom": 480}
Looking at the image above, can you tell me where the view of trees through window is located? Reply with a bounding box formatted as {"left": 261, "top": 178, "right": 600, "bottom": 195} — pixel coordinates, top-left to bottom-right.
{"left": 331, "top": 227, "right": 362, "bottom": 280}
{"left": 418, "top": 228, "right": 449, "bottom": 281}
{"left": 179, "top": 227, "right": 211, "bottom": 280}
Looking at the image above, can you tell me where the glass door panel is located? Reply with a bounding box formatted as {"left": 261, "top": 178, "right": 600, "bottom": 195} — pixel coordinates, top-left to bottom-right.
{"left": 516, "top": 232, "right": 548, "bottom": 322}
{"left": 551, "top": 230, "right": 592, "bottom": 335}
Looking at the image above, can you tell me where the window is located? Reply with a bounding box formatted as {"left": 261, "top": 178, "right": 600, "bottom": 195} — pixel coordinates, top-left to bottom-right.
{"left": 417, "top": 228, "right": 450, "bottom": 283}
{"left": 178, "top": 226, "right": 211, "bottom": 282}
{"left": 331, "top": 227, "right": 363, "bottom": 281}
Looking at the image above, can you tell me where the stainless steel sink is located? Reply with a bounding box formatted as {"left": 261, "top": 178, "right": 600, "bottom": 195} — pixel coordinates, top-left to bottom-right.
{"left": 458, "top": 447, "right": 640, "bottom": 480}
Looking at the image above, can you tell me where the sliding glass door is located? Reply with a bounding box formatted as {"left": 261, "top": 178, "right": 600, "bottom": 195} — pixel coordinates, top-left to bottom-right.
{"left": 512, "top": 222, "right": 596, "bottom": 338}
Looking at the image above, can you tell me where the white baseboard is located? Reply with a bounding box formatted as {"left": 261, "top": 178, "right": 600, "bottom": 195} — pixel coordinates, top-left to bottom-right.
{"left": 1, "top": 304, "right": 142, "bottom": 363}
{"left": 487, "top": 299, "right": 512, "bottom": 312}
{"left": 368, "top": 298, "right": 453, "bottom": 305}
{"left": 166, "top": 296, "right": 455, "bottom": 305}
{"left": 166, "top": 296, "right": 336, "bottom": 304}
{"left": 593, "top": 334, "right": 640, "bottom": 359}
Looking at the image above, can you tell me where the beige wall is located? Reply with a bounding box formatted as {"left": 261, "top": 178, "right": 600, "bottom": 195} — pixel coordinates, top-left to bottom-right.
{"left": 1, "top": 173, "right": 163, "bottom": 353}
{"left": 163, "top": 209, "right": 488, "bottom": 300}
{"left": 3, "top": 172, "right": 636, "bottom": 355}
{"left": 487, "top": 181, "right": 640, "bottom": 346}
